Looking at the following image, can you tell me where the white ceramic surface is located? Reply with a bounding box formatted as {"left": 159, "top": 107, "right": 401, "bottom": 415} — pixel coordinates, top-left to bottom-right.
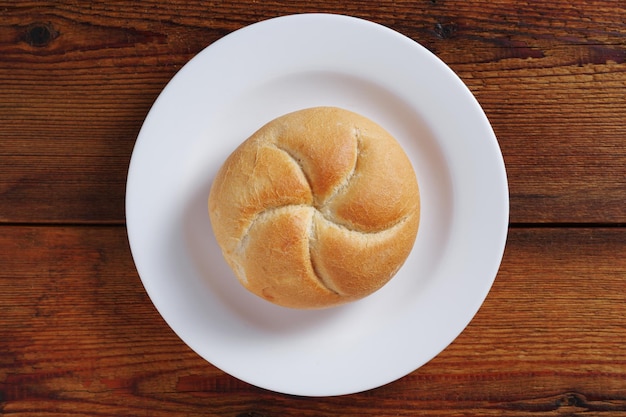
{"left": 126, "top": 14, "right": 509, "bottom": 396}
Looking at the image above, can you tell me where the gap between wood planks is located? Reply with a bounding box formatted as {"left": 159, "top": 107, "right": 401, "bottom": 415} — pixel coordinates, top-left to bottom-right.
{"left": 0, "top": 221, "right": 624, "bottom": 228}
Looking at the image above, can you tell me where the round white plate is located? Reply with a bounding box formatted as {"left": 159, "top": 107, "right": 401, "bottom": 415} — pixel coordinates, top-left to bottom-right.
{"left": 126, "top": 14, "right": 508, "bottom": 397}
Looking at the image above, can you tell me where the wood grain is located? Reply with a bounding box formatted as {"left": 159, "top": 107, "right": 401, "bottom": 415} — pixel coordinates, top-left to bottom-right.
{"left": 2, "top": 1, "right": 625, "bottom": 415}
{"left": 1, "top": 0, "right": 625, "bottom": 224}
{"left": 1, "top": 226, "right": 625, "bottom": 416}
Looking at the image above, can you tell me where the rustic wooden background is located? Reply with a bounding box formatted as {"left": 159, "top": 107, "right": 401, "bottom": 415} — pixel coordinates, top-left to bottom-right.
{"left": 1, "top": 1, "right": 625, "bottom": 415}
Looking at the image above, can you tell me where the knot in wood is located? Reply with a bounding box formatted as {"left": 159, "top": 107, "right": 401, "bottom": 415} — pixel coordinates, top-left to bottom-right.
{"left": 434, "top": 22, "right": 457, "bottom": 39}
{"left": 22, "top": 22, "right": 59, "bottom": 47}
{"left": 557, "top": 392, "right": 587, "bottom": 408}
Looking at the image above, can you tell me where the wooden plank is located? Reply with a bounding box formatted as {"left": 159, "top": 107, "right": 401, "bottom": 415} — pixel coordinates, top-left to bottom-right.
{"left": 0, "top": 156, "right": 128, "bottom": 223}
{"left": 1, "top": 226, "right": 624, "bottom": 415}
{"left": 1, "top": 1, "right": 625, "bottom": 224}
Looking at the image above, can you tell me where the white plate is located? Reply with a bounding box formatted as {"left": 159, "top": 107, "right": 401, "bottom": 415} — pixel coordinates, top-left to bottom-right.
{"left": 126, "top": 14, "right": 509, "bottom": 397}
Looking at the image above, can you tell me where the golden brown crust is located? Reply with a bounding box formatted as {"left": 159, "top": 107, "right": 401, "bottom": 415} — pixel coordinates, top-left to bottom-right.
{"left": 208, "top": 107, "right": 420, "bottom": 309}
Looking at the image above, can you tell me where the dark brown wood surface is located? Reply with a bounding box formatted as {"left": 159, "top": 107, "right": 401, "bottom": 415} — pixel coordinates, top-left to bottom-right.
{"left": 1, "top": 1, "right": 625, "bottom": 415}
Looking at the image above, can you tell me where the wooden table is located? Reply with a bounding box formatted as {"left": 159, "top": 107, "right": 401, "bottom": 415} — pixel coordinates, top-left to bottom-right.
{"left": 2, "top": 1, "right": 625, "bottom": 415}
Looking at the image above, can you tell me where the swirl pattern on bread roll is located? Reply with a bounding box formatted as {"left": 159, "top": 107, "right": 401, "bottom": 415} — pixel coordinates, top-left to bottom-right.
{"left": 208, "top": 107, "right": 420, "bottom": 309}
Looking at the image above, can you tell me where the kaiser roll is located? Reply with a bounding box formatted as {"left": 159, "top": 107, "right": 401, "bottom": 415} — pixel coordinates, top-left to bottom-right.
{"left": 208, "top": 106, "right": 420, "bottom": 309}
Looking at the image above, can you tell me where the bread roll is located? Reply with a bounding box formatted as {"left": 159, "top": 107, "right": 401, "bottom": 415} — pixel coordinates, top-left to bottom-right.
{"left": 208, "top": 107, "right": 420, "bottom": 309}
